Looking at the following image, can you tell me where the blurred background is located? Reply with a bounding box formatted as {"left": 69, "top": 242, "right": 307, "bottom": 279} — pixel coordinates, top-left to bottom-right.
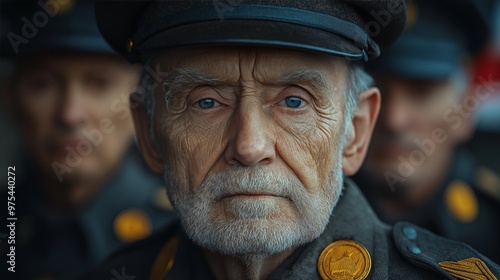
{"left": 0, "top": 1, "right": 175, "bottom": 279}
{"left": 0, "top": 0, "right": 499, "bottom": 279}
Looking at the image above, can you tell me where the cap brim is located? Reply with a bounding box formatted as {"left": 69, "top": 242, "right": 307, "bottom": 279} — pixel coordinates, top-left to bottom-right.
{"left": 136, "top": 20, "right": 368, "bottom": 61}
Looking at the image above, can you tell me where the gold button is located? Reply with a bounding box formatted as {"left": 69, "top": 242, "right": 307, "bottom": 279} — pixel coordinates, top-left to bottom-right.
{"left": 444, "top": 180, "right": 479, "bottom": 223}
{"left": 318, "top": 240, "right": 372, "bottom": 280}
{"left": 114, "top": 209, "right": 152, "bottom": 242}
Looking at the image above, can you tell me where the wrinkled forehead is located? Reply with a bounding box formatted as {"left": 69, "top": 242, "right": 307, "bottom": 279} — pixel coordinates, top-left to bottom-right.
{"left": 152, "top": 46, "right": 349, "bottom": 84}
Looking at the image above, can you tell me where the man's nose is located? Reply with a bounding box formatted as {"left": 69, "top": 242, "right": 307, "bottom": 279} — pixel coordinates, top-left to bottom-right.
{"left": 57, "top": 83, "right": 89, "bottom": 128}
{"left": 225, "top": 99, "right": 276, "bottom": 167}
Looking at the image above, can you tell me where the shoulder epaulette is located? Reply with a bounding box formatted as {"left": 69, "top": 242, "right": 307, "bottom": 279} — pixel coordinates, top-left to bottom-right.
{"left": 392, "top": 222, "right": 500, "bottom": 279}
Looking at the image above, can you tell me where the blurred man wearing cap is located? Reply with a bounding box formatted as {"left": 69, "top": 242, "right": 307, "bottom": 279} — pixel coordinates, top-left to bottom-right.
{"left": 0, "top": 1, "right": 175, "bottom": 279}
{"left": 354, "top": 0, "right": 500, "bottom": 263}
{"left": 83, "top": 1, "right": 500, "bottom": 279}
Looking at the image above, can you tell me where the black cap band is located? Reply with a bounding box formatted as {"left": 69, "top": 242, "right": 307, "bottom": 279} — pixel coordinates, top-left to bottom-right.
{"left": 133, "top": 4, "right": 376, "bottom": 61}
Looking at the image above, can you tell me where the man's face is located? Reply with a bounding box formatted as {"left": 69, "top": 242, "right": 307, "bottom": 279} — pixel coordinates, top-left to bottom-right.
{"left": 13, "top": 53, "right": 139, "bottom": 183}
{"left": 151, "top": 47, "right": 350, "bottom": 256}
{"left": 365, "top": 75, "right": 466, "bottom": 188}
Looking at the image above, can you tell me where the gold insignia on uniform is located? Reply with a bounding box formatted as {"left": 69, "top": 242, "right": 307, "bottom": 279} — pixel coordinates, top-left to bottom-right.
{"left": 113, "top": 209, "right": 152, "bottom": 243}
{"left": 444, "top": 180, "right": 479, "bottom": 223}
{"left": 317, "top": 240, "right": 371, "bottom": 280}
{"left": 150, "top": 236, "right": 179, "bottom": 280}
{"left": 405, "top": 0, "right": 418, "bottom": 28}
{"left": 476, "top": 167, "right": 500, "bottom": 202}
{"left": 152, "top": 188, "right": 174, "bottom": 211}
{"left": 439, "top": 257, "right": 497, "bottom": 280}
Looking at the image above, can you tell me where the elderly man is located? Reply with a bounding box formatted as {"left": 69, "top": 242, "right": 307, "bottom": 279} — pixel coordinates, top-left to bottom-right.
{"left": 84, "top": 1, "right": 500, "bottom": 279}
{"left": 354, "top": 0, "right": 500, "bottom": 263}
{"left": 0, "top": 1, "right": 174, "bottom": 279}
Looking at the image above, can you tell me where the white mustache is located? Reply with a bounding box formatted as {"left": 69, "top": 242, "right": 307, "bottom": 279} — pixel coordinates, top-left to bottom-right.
{"left": 163, "top": 155, "right": 344, "bottom": 257}
{"left": 200, "top": 166, "right": 302, "bottom": 202}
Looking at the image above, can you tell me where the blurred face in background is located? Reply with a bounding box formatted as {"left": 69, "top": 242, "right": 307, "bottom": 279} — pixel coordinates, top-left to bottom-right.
{"left": 11, "top": 52, "right": 140, "bottom": 184}
{"left": 365, "top": 71, "right": 473, "bottom": 193}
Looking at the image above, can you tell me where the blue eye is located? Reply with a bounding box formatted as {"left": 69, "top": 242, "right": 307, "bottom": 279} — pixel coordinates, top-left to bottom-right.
{"left": 196, "top": 98, "right": 216, "bottom": 109}
{"left": 284, "top": 96, "right": 305, "bottom": 108}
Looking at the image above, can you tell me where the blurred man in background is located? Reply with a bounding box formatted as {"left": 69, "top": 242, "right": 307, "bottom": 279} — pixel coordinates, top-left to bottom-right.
{"left": 0, "top": 1, "right": 175, "bottom": 279}
{"left": 354, "top": 0, "right": 500, "bottom": 263}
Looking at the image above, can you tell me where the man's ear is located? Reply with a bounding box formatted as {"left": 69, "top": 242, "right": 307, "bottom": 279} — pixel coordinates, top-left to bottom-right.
{"left": 130, "top": 100, "right": 164, "bottom": 174}
{"left": 342, "top": 87, "right": 381, "bottom": 175}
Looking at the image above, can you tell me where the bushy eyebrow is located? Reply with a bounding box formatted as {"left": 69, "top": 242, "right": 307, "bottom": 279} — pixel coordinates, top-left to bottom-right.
{"left": 275, "top": 70, "right": 330, "bottom": 94}
{"left": 161, "top": 68, "right": 330, "bottom": 104}
{"left": 161, "top": 68, "right": 222, "bottom": 105}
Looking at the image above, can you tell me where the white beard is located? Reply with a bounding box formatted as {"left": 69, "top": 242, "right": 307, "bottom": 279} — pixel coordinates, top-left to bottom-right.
{"left": 164, "top": 158, "right": 343, "bottom": 258}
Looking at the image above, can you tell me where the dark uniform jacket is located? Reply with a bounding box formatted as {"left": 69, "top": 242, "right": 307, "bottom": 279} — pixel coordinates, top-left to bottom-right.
{"left": 81, "top": 178, "right": 500, "bottom": 280}
{"left": 355, "top": 148, "right": 500, "bottom": 264}
{"left": 0, "top": 147, "right": 176, "bottom": 280}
